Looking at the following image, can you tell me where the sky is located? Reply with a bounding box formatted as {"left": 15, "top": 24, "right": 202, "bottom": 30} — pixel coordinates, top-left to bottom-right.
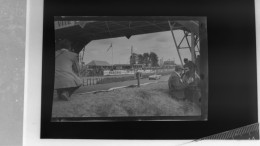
{"left": 80, "top": 30, "right": 199, "bottom": 65}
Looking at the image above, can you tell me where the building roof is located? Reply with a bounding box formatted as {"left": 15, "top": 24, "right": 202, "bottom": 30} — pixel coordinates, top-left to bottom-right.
{"left": 54, "top": 16, "right": 202, "bottom": 53}
{"left": 86, "top": 60, "right": 111, "bottom": 66}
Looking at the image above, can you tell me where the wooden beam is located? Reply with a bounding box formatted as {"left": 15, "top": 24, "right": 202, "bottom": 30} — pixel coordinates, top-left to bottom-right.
{"left": 191, "top": 32, "right": 196, "bottom": 63}
{"left": 168, "top": 21, "right": 183, "bottom": 66}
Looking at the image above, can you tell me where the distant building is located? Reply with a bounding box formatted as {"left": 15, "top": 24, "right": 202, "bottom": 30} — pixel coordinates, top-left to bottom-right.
{"left": 82, "top": 60, "right": 112, "bottom": 76}
{"left": 114, "top": 64, "right": 144, "bottom": 70}
{"left": 113, "top": 64, "right": 131, "bottom": 70}
{"left": 163, "top": 60, "right": 176, "bottom": 68}
{"left": 133, "top": 64, "right": 144, "bottom": 69}
{"left": 86, "top": 60, "right": 112, "bottom": 71}
{"left": 87, "top": 60, "right": 111, "bottom": 67}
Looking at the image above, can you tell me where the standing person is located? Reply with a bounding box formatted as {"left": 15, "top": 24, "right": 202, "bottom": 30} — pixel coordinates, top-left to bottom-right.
{"left": 183, "top": 58, "right": 197, "bottom": 78}
{"left": 168, "top": 65, "right": 191, "bottom": 100}
{"left": 183, "top": 58, "right": 201, "bottom": 104}
{"left": 54, "top": 39, "right": 82, "bottom": 101}
{"left": 195, "top": 55, "right": 200, "bottom": 75}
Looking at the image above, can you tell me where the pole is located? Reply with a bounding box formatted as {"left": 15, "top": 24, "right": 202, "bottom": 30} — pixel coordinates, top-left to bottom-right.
{"left": 191, "top": 32, "right": 196, "bottom": 63}
{"left": 112, "top": 45, "right": 114, "bottom": 65}
{"left": 136, "top": 72, "right": 140, "bottom": 87}
{"left": 168, "top": 21, "right": 183, "bottom": 66}
{"left": 112, "top": 44, "right": 114, "bottom": 70}
{"left": 105, "top": 21, "right": 114, "bottom": 69}
{"left": 82, "top": 46, "right": 86, "bottom": 67}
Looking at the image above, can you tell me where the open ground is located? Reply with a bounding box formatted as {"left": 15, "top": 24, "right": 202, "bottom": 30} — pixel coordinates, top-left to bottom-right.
{"left": 52, "top": 75, "right": 201, "bottom": 117}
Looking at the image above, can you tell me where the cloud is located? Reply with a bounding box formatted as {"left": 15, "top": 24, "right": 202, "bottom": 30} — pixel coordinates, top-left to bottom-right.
{"left": 150, "top": 43, "right": 161, "bottom": 50}
{"left": 156, "top": 36, "right": 170, "bottom": 42}
{"left": 150, "top": 43, "right": 171, "bottom": 50}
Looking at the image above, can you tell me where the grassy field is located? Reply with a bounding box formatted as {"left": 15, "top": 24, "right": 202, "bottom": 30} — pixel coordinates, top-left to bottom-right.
{"left": 52, "top": 81, "right": 201, "bottom": 117}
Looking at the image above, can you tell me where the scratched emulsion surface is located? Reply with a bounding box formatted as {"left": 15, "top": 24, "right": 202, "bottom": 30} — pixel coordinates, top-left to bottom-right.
{"left": 0, "top": 0, "right": 26, "bottom": 145}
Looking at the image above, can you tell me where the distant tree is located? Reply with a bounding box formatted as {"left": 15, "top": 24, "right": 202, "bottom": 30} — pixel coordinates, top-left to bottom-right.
{"left": 150, "top": 52, "right": 159, "bottom": 67}
{"left": 130, "top": 53, "right": 138, "bottom": 65}
{"left": 143, "top": 53, "right": 150, "bottom": 67}
{"left": 137, "top": 54, "right": 144, "bottom": 64}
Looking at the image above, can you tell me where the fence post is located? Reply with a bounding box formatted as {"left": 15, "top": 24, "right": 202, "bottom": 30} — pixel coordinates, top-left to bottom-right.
{"left": 136, "top": 72, "right": 140, "bottom": 87}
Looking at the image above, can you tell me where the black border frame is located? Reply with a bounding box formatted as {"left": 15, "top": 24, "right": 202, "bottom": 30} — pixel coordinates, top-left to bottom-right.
{"left": 41, "top": 0, "right": 258, "bottom": 139}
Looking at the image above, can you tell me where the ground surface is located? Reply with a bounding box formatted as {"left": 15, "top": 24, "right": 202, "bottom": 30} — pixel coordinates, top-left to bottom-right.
{"left": 52, "top": 75, "right": 201, "bottom": 117}
{"left": 75, "top": 75, "right": 170, "bottom": 93}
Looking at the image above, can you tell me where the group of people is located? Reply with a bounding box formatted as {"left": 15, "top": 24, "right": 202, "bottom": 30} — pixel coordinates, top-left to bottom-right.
{"left": 168, "top": 58, "right": 200, "bottom": 103}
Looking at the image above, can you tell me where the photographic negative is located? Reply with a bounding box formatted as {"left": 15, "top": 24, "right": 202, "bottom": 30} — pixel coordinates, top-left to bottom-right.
{"left": 51, "top": 16, "right": 208, "bottom": 121}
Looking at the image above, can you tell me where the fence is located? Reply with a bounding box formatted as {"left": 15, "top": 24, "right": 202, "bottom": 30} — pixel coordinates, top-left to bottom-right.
{"left": 81, "top": 69, "right": 174, "bottom": 86}
{"left": 82, "top": 77, "right": 105, "bottom": 86}
{"left": 103, "top": 69, "right": 158, "bottom": 76}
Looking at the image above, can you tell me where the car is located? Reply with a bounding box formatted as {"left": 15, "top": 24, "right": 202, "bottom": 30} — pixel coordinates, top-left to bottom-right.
{"left": 148, "top": 74, "right": 161, "bottom": 80}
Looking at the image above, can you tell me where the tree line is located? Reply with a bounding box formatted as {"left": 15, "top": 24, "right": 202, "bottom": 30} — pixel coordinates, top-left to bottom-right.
{"left": 130, "top": 52, "right": 159, "bottom": 67}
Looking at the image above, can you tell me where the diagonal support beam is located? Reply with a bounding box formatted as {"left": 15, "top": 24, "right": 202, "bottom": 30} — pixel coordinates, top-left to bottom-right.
{"left": 195, "top": 38, "right": 200, "bottom": 52}
{"left": 184, "top": 30, "right": 198, "bottom": 62}
{"left": 177, "top": 32, "right": 187, "bottom": 48}
{"left": 190, "top": 32, "right": 196, "bottom": 63}
{"left": 184, "top": 30, "right": 192, "bottom": 54}
{"left": 168, "top": 21, "right": 183, "bottom": 66}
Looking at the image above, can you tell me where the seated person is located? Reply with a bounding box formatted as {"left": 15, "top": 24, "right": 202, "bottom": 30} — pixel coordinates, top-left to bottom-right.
{"left": 182, "top": 64, "right": 201, "bottom": 105}
{"left": 168, "top": 65, "right": 189, "bottom": 100}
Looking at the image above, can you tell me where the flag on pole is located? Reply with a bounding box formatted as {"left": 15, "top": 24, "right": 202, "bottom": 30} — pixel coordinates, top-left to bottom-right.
{"left": 106, "top": 43, "right": 112, "bottom": 52}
